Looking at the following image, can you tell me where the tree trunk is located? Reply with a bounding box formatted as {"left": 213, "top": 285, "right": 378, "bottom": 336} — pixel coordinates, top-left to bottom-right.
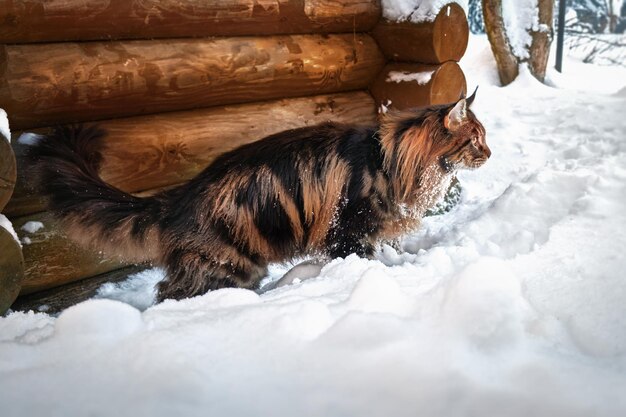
{"left": 529, "top": 0, "right": 555, "bottom": 81}
{"left": 482, "top": 0, "right": 555, "bottom": 85}
{"left": 482, "top": 0, "right": 518, "bottom": 85}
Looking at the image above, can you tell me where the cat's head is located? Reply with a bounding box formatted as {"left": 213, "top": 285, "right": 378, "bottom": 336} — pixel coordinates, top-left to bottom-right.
{"left": 439, "top": 88, "right": 490, "bottom": 172}
{"left": 379, "top": 87, "right": 490, "bottom": 202}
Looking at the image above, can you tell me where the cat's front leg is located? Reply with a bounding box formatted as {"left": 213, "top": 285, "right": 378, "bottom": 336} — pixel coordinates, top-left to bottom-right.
{"left": 157, "top": 248, "right": 267, "bottom": 301}
{"left": 327, "top": 236, "right": 375, "bottom": 260}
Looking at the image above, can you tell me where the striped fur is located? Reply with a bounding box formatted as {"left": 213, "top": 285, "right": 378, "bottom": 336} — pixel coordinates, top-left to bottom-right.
{"left": 28, "top": 97, "right": 489, "bottom": 301}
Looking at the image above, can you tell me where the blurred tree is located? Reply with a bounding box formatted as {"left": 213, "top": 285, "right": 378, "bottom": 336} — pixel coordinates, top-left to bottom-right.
{"left": 482, "top": 0, "right": 555, "bottom": 85}
{"left": 468, "top": 0, "right": 486, "bottom": 33}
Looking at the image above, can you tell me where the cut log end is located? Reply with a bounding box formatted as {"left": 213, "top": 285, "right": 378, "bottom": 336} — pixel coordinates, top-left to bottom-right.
{"left": 432, "top": 3, "right": 470, "bottom": 63}
{"left": 372, "top": 3, "right": 469, "bottom": 64}
{"left": 0, "top": 226, "right": 24, "bottom": 314}
{"left": 0, "top": 137, "right": 17, "bottom": 212}
{"left": 370, "top": 62, "right": 467, "bottom": 113}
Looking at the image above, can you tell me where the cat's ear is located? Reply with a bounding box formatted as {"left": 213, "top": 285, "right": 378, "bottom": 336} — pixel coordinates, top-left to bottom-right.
{"left": 466, "top": 86, "right": 478, "bottom": 107}
{"left": 444, "top": 98, "right": 467, "bottom": 131}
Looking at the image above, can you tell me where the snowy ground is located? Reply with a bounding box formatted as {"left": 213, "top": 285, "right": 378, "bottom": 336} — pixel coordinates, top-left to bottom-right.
{"left": 1, "top": 35, "right": 626, "bottom": 417}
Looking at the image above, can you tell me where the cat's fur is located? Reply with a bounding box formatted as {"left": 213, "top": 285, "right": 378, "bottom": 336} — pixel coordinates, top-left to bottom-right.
{"left": 28, "top": 91, "right": 489, "bottom": 301}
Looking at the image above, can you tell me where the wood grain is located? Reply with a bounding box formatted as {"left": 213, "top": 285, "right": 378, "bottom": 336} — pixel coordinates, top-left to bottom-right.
{"left": 0, "top": 226, "right": 24, "bottom": 314}
{"left": 369, "top": 62, "right": 467, "bottom": 113}
{"left": 12, "top": 212, "right": 124, "bottom": 295}
{"left": 372, "top": 3, "right": 469, "bottom": 64}
{"left": 0, "top": 137, "right": 17, "bottom": 212}
{"left": 0, "top": 0, "right": 380, "bottom": 43}
{"left": 5, "top": 91, "right": 378, "bottom": 218}
{"left": 0, "top": 33, "right": 384, "bottom": 130}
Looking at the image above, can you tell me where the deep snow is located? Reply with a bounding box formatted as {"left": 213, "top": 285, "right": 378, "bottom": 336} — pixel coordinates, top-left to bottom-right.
{"left": 1, "top": 35, "right": 626, "bottom": 417}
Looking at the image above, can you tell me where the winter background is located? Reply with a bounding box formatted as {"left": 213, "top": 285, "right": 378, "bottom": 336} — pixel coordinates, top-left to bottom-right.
{"left": 1, "top": 1, "right": 626, "bottom": 416}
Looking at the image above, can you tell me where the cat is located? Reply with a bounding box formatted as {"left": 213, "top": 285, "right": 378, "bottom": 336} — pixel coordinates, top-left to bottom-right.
{"left": 27, "top": 89, "right": 489, "bottom": 301}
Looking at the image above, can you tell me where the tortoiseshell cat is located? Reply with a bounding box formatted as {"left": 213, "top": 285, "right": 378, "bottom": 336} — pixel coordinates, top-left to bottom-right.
{"left": 28, "top": 90, "right": 489, "bottom": 301}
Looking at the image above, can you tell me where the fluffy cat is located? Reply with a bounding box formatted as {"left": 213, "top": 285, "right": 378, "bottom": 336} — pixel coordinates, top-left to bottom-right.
{"left": 28, "top": 90, "right": 489, "bottom": 301}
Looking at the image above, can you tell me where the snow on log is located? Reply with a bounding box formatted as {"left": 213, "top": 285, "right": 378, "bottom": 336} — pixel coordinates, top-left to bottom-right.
{"left": 0, "top": 0, "right": 381, "bottom": 43}
{"left": 11, "top": 266, "right": 147, "bottom": 315}
{"left": 4, "top": 91, "right": 377, "bottom": 218}
{"left": 7, "top": 91, "right": 378, "bottom": 294}
{"left": 372, "top": 3, "right": 469, "bottom": 64}
{"left": 0, "top": 130, "right": 17, "bottom": 212}
{"left": 0, "top": 34, "right": 384, "bottom": 130}
{"left": 0, "top": 219, "right": 24, "bottom": 314}
{"left": 370, "top": 62, "right": 466, "bottom": 112}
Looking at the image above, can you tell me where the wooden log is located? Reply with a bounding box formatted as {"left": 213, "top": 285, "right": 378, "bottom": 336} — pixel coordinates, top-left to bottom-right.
{"left": 0, "top": 224, "right": 24, "bottom": 314}
{"left": 10, "top": 265, "right": 146, "bottom": 314}
{"left": 0, "top": 0, "right": 381, "bottom": 44}
{"left": 369, "top": 62, "right": 467, "bottom": 113}
{"left": 5, "top": 91, "right": 378, "bottom": 218}
{"left": 0, "top": 136, "right": 17, "bottom": 212}
{"left": 372, "top": 3, "right": 469, "bottom": 64}
{"left": 12, "top": 212, "right": 124, "bottom": 295}
{"left": 0, "top": 34, "right": 385, "bottom": 130}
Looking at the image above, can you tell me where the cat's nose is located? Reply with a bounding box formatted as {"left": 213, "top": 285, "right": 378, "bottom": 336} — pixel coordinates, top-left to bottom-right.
{"left": 483, "top": 145, "right": 491, "bottom": 158}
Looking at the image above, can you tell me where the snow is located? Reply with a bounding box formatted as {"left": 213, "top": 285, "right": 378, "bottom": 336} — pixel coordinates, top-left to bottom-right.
{"left": 386, "top": 70, "right": 435, "bottom": 85}
{"left": 0, "top": 108, "right": 10, "bottom": 143}
{"left": 94, "top": 268, "right": 163, "bottom": 311}
{"left": 565, "top": 34, "right": 626, "bottom": 67}
{"left": 16, "top": 132, "right": 44, "bottom": 146}
{"left": 2, "top": 35, "right": 626, "bottom": 416}
{"left": 0, "top": 214, "right": 20, "bottom": 246}
{"left": 501, "top": 0, "right": 537, "bottom": 60}
{"left": 21, "top": 221, "right": 44, "bottom": 234}
{"left": 382, "top": 0, "right": 467, "bottom": 23}
{"left": 379, "top": 99, "right": 392, "bottom": 114}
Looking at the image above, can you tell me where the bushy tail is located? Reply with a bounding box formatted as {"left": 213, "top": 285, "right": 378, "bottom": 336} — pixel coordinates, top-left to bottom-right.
{"left": 27, "top": 125, "right": 162, "bottom": 262}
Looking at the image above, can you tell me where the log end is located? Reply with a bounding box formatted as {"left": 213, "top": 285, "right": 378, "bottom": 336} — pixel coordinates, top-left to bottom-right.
{"left": 372, "top": 2, "right": 469, "bottom": 64}
{"left": 429, "top": 61, "right": 467, "bottom": 105}
{"left": 0, "top": 225, "right": 24, "bottom": 315}
{"left": 370, "top": 62, "right": 467, "bottom": 113}
{"left": 0, "top": 135, "right": 17, "bottom": 212}
{"left": 433, "top": 3, "right": 469, "bottom": 63}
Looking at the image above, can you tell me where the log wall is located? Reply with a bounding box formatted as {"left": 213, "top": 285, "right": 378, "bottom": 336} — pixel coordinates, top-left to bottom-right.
{"left": 370, "top": 62, "right": 467, "bottom": 111}
{"left": 0, "top": 0, "right": 380, "bottom": 43}
{"left": 369, "top": 2, "right": 468, "bottom": 112}
{"left": 1, "top": 34, "right": 384, "bottom": 129}
{"left": 372, "top": 3, "right": 469, "bottom": 64}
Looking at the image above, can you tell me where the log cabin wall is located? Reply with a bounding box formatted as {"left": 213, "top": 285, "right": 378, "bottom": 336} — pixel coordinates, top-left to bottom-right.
{"left": 370, "top": 2, "right": 469, "bottom": 111}
{"left": 0, "top": 0, "right": 470, "bottom": 312}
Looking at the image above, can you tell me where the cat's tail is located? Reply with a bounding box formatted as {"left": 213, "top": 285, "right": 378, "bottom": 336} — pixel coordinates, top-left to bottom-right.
{"left": 26, "top": 124, "right": 162, "bottom": 263}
